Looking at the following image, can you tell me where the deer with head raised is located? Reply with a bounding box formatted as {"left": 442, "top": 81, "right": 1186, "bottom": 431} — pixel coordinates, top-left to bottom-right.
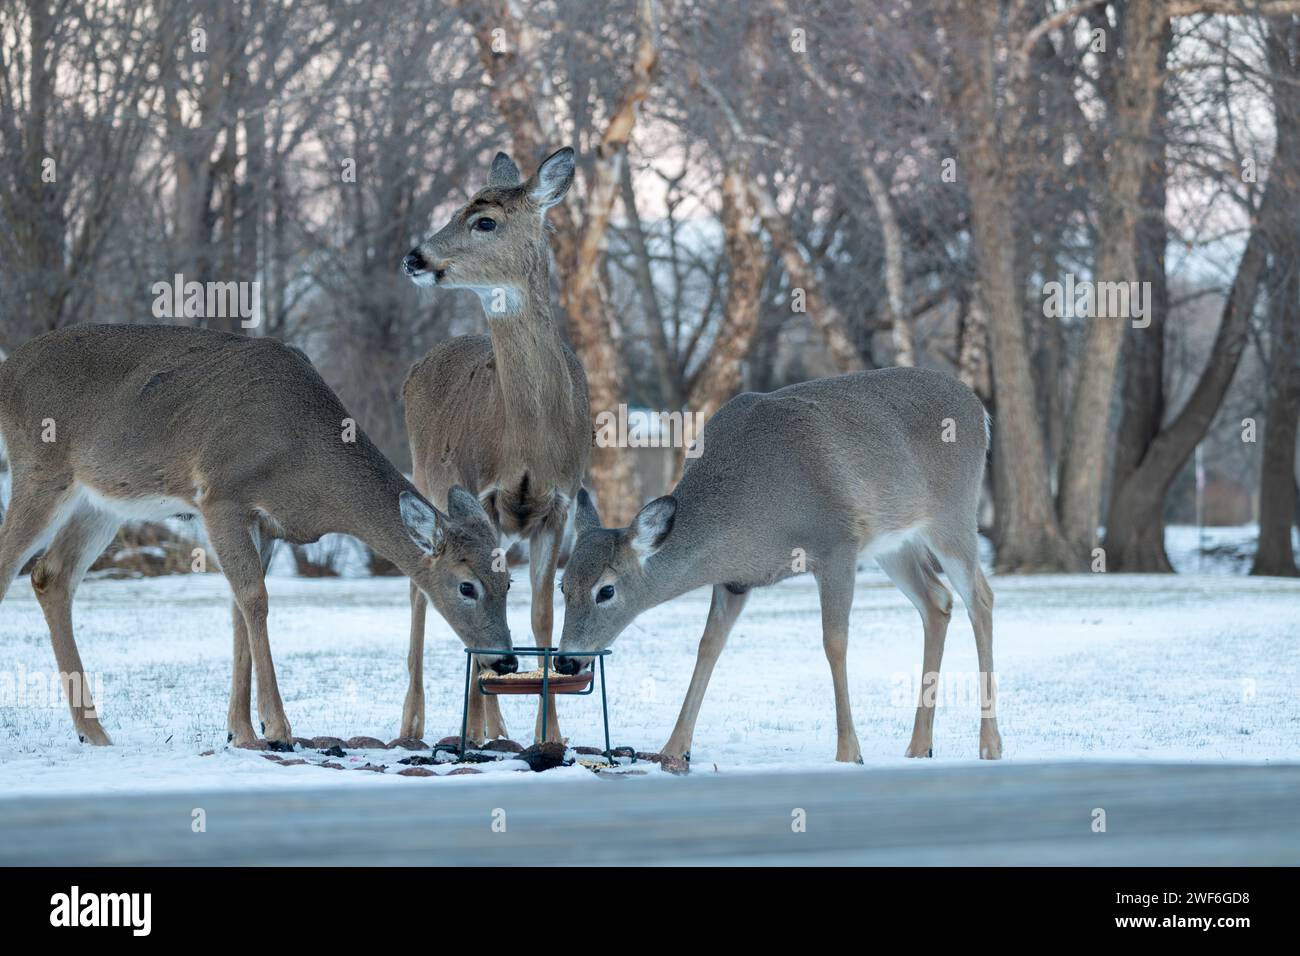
{"left": 400, "top": 147, "right": 590, "bottom": 744}
{"left": 0, "top": 324, "right": 513, "bottom": 748}
{"left": 554, "top": 367, "right": 1002, "bottom": 763}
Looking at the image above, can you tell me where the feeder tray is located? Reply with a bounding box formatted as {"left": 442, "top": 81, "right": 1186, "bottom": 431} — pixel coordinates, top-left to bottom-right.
{"left": 479, "top": 667, "right": 594, "bottom": 695}
{"left": 456, "top": 647, "right": 623, "bottom": 762}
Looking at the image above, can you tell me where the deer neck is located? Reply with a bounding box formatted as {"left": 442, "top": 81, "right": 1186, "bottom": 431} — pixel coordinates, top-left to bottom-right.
{"left": 640, "top": 496, "right": 738, "bottom": 608}
{"left": 325, "top": 446, "right": 432, "bottom": 580}
{"left": 478, "top": 249, "right": 577, "bottom": 447}
{"left": 362, "top": 496, "right": 434, "bottom": 581}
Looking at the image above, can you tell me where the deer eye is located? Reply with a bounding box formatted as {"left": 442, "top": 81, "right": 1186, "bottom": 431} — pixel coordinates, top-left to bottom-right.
{"left": 596, "top": 584, "right": 615, "bottom": 604}
{"left": 459, "top": 581, "right": 478, "bottom": 599}
{"left": 474, "top": 217, "right": 496, "bottom": 232}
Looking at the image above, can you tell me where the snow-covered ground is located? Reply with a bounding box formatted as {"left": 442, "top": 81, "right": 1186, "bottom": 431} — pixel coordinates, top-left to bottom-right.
{"left": 1164, "top": 523, "right": 1298, "bottom": 574}
{"left": 2, "top": 547, "right": 1298, "bottom": 796}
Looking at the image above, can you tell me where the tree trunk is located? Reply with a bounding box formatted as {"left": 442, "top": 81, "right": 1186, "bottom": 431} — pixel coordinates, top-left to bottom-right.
{"left": 861, "top": 163, "right": 913, "bottom": 366}
{"left": 662, "top": 170, "right": 766, "bottom": 487}
{"left": 620, "top": 158, "right": 680, "bottom": 409}
{"left": 1252, "top": 267, "right": 1300, "bottom": 575}
{"left": 1252, "top": 14, "right": 1300, "bottom": 576}
{"left": 1058, "top": 0, "right": 1166, "bottom": 558}
{"left": 1105, "top": 26, "right": 1173, "bottom": 570}
{"left": 23, "top": 0, "right": 65, "bottom": 333}
{"left": 967, "top": 168, "right": 1076, "bottom": 571}
{"left": 941, "top": 2, "right": 1075, "bottom": 571}
{"left": 236, "top": 92, "right": 265, "bottom": 335}
{"left": 1106, "top": 12, "right": 1292, "bottom": 572}
{"left": 1103, "top": 180, "right": 1277, "bottom": 569}
{"left": 957, "top": 281, "right": 991, "bottom": 400}
{"left": 690, "top": 171, "right": 766, "bottom": 421}
{"left": 748, "top": 181, "right": 862, "bottom": 374}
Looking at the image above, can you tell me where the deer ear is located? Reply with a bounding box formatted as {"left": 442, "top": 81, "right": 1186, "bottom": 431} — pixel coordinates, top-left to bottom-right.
{"left": 574, "top": 487, "right": 602, "bottom": 535}
{"left": 400, "top": 491, "right": 445, "bottom": 556}
{"left": 627, "top": 496, "right": 676, "bottom": 562}
{"left": 447, "top": 485, "right": 491, "bottom": 527}
{"left": 527, "top": 146, "right": 575, "bottom": 210}
{"left": 488, "top": 151, "right": 521, "bottom": 187}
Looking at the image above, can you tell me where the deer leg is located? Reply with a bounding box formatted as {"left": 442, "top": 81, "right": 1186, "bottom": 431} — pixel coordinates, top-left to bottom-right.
{"left": 228, "top": 525, "right": 276, "bottom": 748}
{"left": 462, "top": 658, "right": 491, "bottom": 749}
{"left": 931, "top": 530, "right": 1002, "bottom": 760}
{"left": 0, "top": 475, "right": 73, "bottom": 603}
{"left": 482, "top": 661, "right": 508, "bottom": 740}
{"left": 529, "top": 527, "right": 562, "bottom": 743}
{"left": 876, "top": 542, "right": 953, "bottom": 758}
{"left": 206, "top": 503, "right": 292, "bottom": 749}
{"left": 816, "top": 551, "right": 862, "bottom": 763}
{"left": 29, "top": 504, "right": 119, "bottom": 746}
{"left": 400, "top": 580, "right": 428, "bottom": 739}
{"left": 227, "top": 598, "right": 256, "bottom": 747}
{"left": 460, "top": 652, "right": 507, "bottom": 744}
{"left": 662, "top": 584, "right": 749, "bottom": 759}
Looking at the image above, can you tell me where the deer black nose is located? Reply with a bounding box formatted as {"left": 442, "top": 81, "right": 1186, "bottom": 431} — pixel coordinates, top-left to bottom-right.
{"left": 491, "top": 655, "right": 518, "bottom": 675}
{"left": 402, "top": 250, "right": 426, "bottom": 274}
{"left": 553, "top": 656, "right": 581, "bottom": 676}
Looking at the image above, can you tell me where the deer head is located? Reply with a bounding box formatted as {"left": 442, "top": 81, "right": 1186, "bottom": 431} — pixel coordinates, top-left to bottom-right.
{"left": 399, "top": 486, "right": 517, "bottom": 673}
{"left": 554, "top": 488, "right": 677, "bottom": 673}
{"left": 402, "top": 147, "right": 575, "bottom": 314}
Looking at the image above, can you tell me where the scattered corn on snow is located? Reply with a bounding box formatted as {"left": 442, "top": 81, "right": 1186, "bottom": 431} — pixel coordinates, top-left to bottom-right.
{"left": 1, "top": 527, "right": 1298, "bottom": 796}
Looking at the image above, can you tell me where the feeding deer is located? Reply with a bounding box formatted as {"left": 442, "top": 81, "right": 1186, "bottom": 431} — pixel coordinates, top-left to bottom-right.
{"left": 0, "top": 324, "right": 513, "bottom": 748}
{"left": 555, "top": 367, "right": 1002, "bottom": 763}
{"left": 400, "top": 147, "right": 590, "bottom": 744}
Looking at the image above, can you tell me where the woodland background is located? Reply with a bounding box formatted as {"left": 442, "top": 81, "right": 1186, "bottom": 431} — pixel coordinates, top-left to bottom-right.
{"left": 2, "top": 0, "right": 1300, "bottom": 576}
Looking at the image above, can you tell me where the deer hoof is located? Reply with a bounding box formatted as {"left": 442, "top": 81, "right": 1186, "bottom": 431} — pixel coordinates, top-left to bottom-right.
{"left": 267, "top": 739, "right": 295, "bottom": 753}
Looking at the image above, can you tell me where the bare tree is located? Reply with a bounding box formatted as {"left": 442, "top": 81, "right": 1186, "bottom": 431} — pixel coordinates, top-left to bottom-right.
{"left": 927, "top": 0, "right": 1078, "bottom": 571}
{"left": 1057, "top": 0, "right": 1169, "bottom": 558}
{"left": 0, "top": 0, "right": 175, "bottom": 343}
{"left": 1252, "top": 13, "right": 1300, "bottom": 575}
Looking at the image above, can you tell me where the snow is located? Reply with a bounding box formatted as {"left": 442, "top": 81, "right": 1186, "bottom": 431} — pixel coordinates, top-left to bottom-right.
{"left": 2, "top": 544, "right": 1298, "bottom": 796}
{"left": 1165, "top": 523, "right": 1300, "bottom": 575}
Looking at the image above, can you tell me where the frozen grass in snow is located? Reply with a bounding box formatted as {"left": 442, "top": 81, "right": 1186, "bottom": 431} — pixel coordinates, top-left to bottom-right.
{"left": 2, "top": 552, "right": 1298, "bottom": 796}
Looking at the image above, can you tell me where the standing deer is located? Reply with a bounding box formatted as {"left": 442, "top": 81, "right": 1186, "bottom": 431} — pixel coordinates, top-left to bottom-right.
{"left": 399, "top": 147, "right": 590, "bottom": 744}
{"left": 554, "top": 367, "right": 1002, "bottom": 763}
{"left": 0, "top": 325, "right": 514, "bottom": 748}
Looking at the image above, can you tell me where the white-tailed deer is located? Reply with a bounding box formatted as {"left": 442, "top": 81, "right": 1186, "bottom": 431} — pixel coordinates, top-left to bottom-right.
{"left": 400, "top": 147, "right": 590, "bottom": 743}
{"left": 555, "top": 367, "right": 1002, "bottom": 763}
{"left": 0, "top": 324, "right": 514, "bottom": 748}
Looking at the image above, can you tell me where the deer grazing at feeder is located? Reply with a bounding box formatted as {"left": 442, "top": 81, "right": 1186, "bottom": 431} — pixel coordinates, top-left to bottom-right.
{"left": 555, "top": 367, "right": 1002, "bottom": 764}
{"left": 0, "top": 324, "right": 514, "bottom": 748}
{"left": 400, "top": 147, "right": 591, "bottom": 744}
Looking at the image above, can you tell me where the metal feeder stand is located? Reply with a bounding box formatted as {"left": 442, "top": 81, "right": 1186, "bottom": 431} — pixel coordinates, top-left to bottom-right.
{"left": 453, "top": 647, "right": 624, "bottom": 765}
